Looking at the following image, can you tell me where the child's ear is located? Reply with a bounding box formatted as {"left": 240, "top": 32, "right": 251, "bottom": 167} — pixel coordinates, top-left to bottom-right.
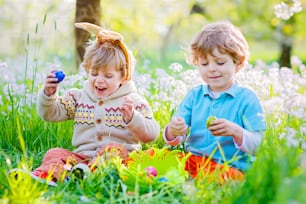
{"left": 235, "top": 56, "right": 246, "bottom": 71}
{"left": 121, "top": 78, "right": 128, "bottom": 85}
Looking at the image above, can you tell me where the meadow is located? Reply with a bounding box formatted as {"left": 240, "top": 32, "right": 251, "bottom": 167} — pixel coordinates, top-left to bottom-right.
{"left": 0, "top": 51, "right": 305, "bottom": 203}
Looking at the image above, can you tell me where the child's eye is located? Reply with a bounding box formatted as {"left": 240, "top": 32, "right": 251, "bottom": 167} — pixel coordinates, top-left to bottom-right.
{"left": 91, "top": 72, "right": 98, "bottom": 76}
{"left": 201, "top": 62, "right": 208, "bottom": 66}
{"left": 105, "top": 74, "right": 113, "bottom": 78}
{"left": 217, "top": 62, "right": 225, "bottom": 65}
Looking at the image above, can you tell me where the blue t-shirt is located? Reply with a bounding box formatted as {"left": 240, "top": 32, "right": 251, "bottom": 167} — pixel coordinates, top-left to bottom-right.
{"left": 174, "top": 82, "right": 266, "bottom": 171}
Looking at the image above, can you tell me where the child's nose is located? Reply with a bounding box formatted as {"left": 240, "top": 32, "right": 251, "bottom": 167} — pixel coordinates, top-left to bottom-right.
{"left": 96, "top": 75, "right": 106, "bottom": 83}
{"left": 208, "top": 63, "right": 216, "bottom": 72}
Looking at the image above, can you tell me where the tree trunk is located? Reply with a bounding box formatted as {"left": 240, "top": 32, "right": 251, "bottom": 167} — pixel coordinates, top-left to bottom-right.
{"left": 75, "top": 0, "right": 101, "bottom": 71}
{"left": 278, "top": 17, "right": 295, "bottom": 69}
{"left": 279, "top": 38, "right": 292, "bottom": 68}
{"left": 160, "top": 3, "right": 206, "bottom": 62}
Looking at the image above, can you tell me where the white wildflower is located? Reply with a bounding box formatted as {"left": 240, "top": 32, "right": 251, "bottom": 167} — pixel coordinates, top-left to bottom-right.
{"left": 274, "top": 0, "right": 302, "bottom": 20}
{"left": 169, "top": 62, "right": 183, "bottom": 72}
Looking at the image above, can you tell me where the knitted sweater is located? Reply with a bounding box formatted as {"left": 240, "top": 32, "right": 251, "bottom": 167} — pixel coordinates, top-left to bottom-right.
{"left": 37, "top": 80, "right": 160, "bottom": 157}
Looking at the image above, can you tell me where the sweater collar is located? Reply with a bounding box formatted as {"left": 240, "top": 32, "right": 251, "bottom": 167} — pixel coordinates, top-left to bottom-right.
{"left": 83, "top": 80, "right": 137, "bottom": 102}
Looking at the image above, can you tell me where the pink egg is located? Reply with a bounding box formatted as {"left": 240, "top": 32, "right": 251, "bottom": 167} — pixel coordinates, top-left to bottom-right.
{"left": 145, "top": 166, "right": 157, "bottom": 177}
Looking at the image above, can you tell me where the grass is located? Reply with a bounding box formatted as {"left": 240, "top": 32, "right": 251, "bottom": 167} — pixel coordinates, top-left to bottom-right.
{"left": 0, "top": 52, "right": 306, "bottom": 203}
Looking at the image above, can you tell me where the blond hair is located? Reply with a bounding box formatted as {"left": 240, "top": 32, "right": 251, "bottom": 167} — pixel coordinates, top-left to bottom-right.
{"left": 186, "top": 21, "right": 249, "bottom": 67}
{"left": 75, "top": 22, "right": 134, "bottom": 80}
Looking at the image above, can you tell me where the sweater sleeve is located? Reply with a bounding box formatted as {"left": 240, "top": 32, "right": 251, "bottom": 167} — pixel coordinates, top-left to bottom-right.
{"left": 125, "top": 94, "right": 160, "bottom": 143}
{"left": 234, "top": 129, "right": 264, "bottom": 155}
{"left": 37, "top": 88, "right": 79, "bottom": 122}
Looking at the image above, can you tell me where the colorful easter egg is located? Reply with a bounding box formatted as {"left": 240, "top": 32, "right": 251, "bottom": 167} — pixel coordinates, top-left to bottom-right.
{"left": 145, "top": 166, "right": 157, "bottom": 177}
{"left": 206, "top": 115, "right": 217, "bottom": 128}
{"left": 55, "top": 70, "right": 65, "bottom": 82}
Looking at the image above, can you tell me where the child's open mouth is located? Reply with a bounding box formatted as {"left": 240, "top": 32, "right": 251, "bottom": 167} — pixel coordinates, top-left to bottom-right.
{"left": 96, "top": 87, "right": 107, "bottom": 95}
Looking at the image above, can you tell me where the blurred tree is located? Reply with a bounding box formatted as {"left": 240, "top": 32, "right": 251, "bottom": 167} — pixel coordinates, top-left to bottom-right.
{"left": 224, "top": 0, "right": 304, "bottom": 68}
{"left": 276, "top": 17, "right": 296, "bottom": 68}
{"left": 1, "top": 0, "right": 305, "bottom": 69}
{"left": 190, "top": 2, "right": 205, "bottom": 15}
{"left": 75, "top": 0, "right": 101, "bottom": 69}
{"left": 272, "top": 0, "right": 302, "bottom": 68}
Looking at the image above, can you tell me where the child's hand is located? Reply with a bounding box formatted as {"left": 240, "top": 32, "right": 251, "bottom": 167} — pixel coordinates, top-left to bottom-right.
{"left": 166, "top": 117, "right": 188, "bottom": 139}
{"left": 208, "top": 118, "right": 243, "bottom": 143}
{"left": 120, "top": 96, "right": 134, "bottom": 124}
{"left": 43, "top": 69, "right": 62, "bottom": 96}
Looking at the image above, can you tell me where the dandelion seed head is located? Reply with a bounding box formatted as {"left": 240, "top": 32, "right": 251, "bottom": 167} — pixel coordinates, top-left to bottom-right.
{"left": 291, "top": 56, "right": 302, "bottom": 67}
{"left": 300, "top": 124, "right": 306, "bottom": 135}
{"left": 169, "top": 62, "right": 183, "bottom": 72}
{"left": 299, "top": 152, "right": 306, "bottom": 173}
{"left": 6, "top": 158, "right": 11, "bottom": 166}
{"left": 280, "top": 127, "right": 301, "bottom": 147}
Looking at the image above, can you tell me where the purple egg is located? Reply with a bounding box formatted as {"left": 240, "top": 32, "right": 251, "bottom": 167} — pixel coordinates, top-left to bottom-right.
{"left": 55, "top": 70, "right": 65, "bottom": 82}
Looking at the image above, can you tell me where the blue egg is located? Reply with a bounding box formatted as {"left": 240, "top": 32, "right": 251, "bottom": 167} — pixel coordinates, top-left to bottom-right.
{"left": 158, "top": 177, "right": 168, "bottom": 182}
{"left": 55, "top": 70, "right": 65, "bottom": 82}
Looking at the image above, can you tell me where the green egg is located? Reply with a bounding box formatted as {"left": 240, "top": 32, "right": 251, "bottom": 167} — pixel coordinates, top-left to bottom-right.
{"left": 206, "top": 116, "right": 217, "bottom": 127}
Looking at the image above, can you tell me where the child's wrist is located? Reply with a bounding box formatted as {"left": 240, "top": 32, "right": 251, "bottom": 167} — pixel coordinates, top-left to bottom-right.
{"left": 165, "top": 127, "right": 177, "bottom": 141}
{"left": 166, "top": 134, "right": 176, "bottom": 141}
{"left": 232, "top": 127, "right": 243, "bottom": 145}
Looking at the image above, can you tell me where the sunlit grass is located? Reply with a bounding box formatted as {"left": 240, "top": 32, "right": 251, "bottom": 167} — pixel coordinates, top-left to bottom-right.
{"left": 0, "top": 54, "right": 305, "bottom": 203}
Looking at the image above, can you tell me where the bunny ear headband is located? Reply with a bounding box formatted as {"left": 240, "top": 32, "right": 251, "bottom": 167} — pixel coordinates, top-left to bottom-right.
{"left": 75, "top": 22, "right": 132, "bottom": 81}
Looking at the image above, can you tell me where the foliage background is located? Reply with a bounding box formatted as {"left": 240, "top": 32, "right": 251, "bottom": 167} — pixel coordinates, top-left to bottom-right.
{"left": 0, "top": 0, "right": 306, "bottom": 73}
{"left": 0, "top": 1, "right": 306, "bottom": 203}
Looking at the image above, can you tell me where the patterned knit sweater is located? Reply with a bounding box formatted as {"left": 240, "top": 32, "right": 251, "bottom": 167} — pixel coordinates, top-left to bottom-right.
{"left": 37, "top": 80, "right": 160, "bottom": 157}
